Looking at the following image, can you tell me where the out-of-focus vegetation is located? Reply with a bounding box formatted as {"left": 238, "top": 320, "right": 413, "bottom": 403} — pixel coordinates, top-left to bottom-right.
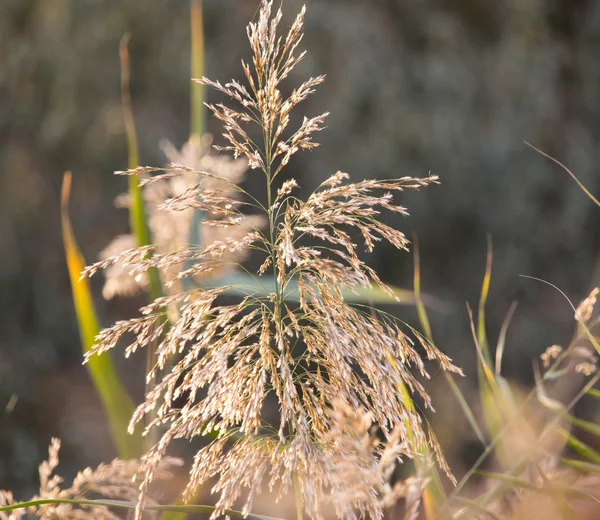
{"left": 3, "top": 0, "right": 600, "bottom": 505}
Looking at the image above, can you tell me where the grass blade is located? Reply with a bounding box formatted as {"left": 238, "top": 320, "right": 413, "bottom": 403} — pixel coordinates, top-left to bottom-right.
{"left": 525, "top": 142, "right": 600, "bottom": 208}
{"left": 468, "top": 303, "right": 520, "bottom": 469}
{"left": 209, "top": 273, "right": 425, "bottom": 305}
{"left": 120, "top": 34, "right": 165, "bottom": 460}
{"left": 495, "top": 301, "right": 517, "bottom": 376}
{"left": 472, "top": 239, "right": 507, "bottom": 459}
{"left": 0, "top": 498, "right": 283, "bottom": 520}
{"left": 61, "top": 172, "right": 142, "bottom": 459}
{"left": 562, "top": 458, "right": 600, "bottom": 474}
{"left": 477, "top": 236, "right": 493, "bottom": 364}
{"left": 395, "top": 381, "right": 447, "bottom": 520}
{"left": 567, "top": 416, "right": 600, "bottom": 439}
{"left": 412, "top": 237, "right": 486, "bottom": 445}
{"left": 558, "top": 428, "right": 600, "bottom": 465}
{"left": 119, "top": 34, "right": 163, "bottom": 302}
{"left": 190, "top": 0, "right": 205, "bottom": 138}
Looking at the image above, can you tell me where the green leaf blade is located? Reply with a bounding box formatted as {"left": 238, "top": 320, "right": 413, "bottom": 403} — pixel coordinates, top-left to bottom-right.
{"left": 61, "top": 172, "right": 142, "bottom": 460}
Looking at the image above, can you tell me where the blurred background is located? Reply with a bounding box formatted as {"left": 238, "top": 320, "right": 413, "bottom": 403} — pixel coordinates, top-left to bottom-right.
{"left": 2, "top": 0, "right": 600, "bottom": 502}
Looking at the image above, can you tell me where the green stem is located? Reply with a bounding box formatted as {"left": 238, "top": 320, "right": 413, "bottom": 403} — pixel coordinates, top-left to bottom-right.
{"left": 119, "top": 34, "right": 163, "bottom": 302}
{"left": 190, "top": 0, "right": 205, "bottom": 138}
{"left": 0, "top": 498, "right": 283, "bottom": 520}
{"left": 120, "top": 33, "right": 164, "bottom": 455}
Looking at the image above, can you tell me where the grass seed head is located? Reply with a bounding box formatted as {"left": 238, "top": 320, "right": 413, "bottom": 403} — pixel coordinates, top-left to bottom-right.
{"left": 86, "top": 1, "right": 456, "bottom": 518}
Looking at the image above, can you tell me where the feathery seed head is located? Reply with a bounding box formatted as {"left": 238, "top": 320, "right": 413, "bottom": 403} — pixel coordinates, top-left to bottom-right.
{"left": 86, "top": 1, "right": 456, "bottom": 518}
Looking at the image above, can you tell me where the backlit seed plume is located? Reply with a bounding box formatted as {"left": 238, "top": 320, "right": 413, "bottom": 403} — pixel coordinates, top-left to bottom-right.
{"left": 100, "top": 133, "right": 260, "bottom": 299}
{"left": 86, "top": 1, "right": 460, "bottom": 518}
{"left": 0, "top": 438, "right": 180, "bottom": 520}
{"left": 324, "top": 400, "right": 413, "bottom": 520}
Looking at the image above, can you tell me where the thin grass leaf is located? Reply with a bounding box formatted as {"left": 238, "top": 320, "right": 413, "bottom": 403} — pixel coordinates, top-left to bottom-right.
{"left": 471, "top": 242, "right": 508, "bottom": 460}
{"left": 495, "top": 301, "right": 517, "bottom": 376}
{"left": 384, "top": 284, "right": 448, "bottom": 520}
{"left": 525, "top": 142, "right": 600, "bottom": 208}
{"left": 120, "top": 34, "right": 163, "bottom": 303}
{"left": 61, "top": 172, "right": 142, "bottom": 459}
{"left": 587, "top": 388, "right": 600, "bottom": 401}
{"left": 443, "top": 374, "right": 486, "bottom": 445}
{"left": 468, "top": 305, "right": 498, "bottom": 392}
{"left": 469, "top": 303, "right": 522, "bottom": 470}
{"left": 413, "top": 236, "right": 433, "bottom": 339}
{"left": 190, "top": 0, "right": 205, "bottom": 138}
{"left": 211, "top": 272, "right": 424, "bottom": 304}
{"left": 562, "top": 458, "right": 600, "bottom": 474}
{"left": 477, "top": 236, "right": 493, "bottom": 364}
{"left": 120, "top": 35, "right": 166, "bottom": 460}
{"left": 469, "top": 260, "right": 521, "bottom": 463}
{"left": 412, "top": 236, "right": 486, "bottom": 445}
{"left": 558, "top": 428, "right": 600, "bottom": 465}
{"left": 472, "top": 240, "right": 514, "bottom": 461}
{"left": 0, "top": 499, "right": 283, "bottom": 520}
{"left": 395, "top": 381, "right": 447, "bottom": 520}
{"left": 521, "top": 275, "right": 600, "bottom": 357}
{"left": 494, "top": 375, "right": 518, "bottom": 414}
{"left": 567, "top": 416, "right": 600, "bottom": 440}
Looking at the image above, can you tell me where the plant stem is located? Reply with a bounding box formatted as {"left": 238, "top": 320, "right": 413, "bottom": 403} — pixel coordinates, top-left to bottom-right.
{"left": 120, "top": 33, "right": 163, "bottom": 455}
{"left": 190, "top": 0, "right": 205, "bottom": 138}
{"left": 293, "top": 473, "right": 304, "bottom": 520}
{"left": 0, "top": 498, "right": 284, "bottom": 520}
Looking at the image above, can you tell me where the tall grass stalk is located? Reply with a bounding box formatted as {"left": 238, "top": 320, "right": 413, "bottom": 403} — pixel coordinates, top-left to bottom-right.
{"left": 119, "top": 34, "right": 162, "bottom": 302}
{"left": 119, "top": 34, "right": 165, "bottom": 457}
{"left": 190, "top": 0, "right": 205, "bottom": 139}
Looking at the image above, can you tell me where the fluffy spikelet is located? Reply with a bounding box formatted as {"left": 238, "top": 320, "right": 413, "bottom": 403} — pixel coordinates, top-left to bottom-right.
{"left": 324, "top": 401, "right": 410, "bottom": 520}
{"left": 196, "top": 1, "right": 327, "bottom": 178}
{"left": 98, "top": 133, "right": 262, "bottom": 299}
{"left": 575, "top": 287, "right": 600, "bottom": 325}
{"left": 0, "top": 438, "right": 180, "bottom": 520}
{"left": 86, "top": 1, "right": 459, "bottom": 518}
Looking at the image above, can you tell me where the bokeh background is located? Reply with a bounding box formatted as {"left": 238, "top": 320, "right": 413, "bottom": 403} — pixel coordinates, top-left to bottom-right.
{"left": 2, "top": 0, "right": 600, "bottom": 502}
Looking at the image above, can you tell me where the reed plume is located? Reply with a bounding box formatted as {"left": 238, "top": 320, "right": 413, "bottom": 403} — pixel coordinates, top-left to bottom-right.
{"left": 85, "top": 1, "right": 461, "bottom": 518}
